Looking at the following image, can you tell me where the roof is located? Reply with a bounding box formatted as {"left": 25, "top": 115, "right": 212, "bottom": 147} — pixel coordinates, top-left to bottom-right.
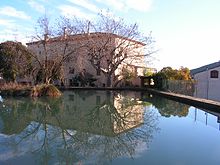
{"left": 125, "top": 63, "right": 157, "bottom": 71}
{"left": 190, "top": 61, "right": 220, "bottom": 75}
{"left": 26, "top": 32, "right": 145, "bottom": 46}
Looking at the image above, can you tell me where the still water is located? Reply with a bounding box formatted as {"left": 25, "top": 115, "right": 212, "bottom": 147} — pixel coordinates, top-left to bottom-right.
{"left": 0, "top": 90, "right": 220, "bottom": 165}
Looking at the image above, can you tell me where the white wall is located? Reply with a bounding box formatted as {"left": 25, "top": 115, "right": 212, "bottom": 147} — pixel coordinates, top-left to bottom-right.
{"left": 194, "top": 66, "right": 220, "bottom": 102}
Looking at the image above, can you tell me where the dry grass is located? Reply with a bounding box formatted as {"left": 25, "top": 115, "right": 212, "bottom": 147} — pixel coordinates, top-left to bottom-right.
{"left": 0, "top": 83, "right": 61, "bottom": 97}
{"left": 0, "top": 82, "right": 31, "bottom": 96}
{"left": 31, "top": 84, "right": 62, "bottom": 97}
{"left": 0, "top": 82, "right": 31, "bottom": 90}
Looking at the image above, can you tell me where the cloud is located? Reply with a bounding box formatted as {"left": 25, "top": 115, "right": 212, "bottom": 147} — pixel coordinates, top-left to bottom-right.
{"left": 0, "top": 6, "right": 31, "bottom": 20}
{"left": 94, "top": 0, "right": 124, "bottom": 10}
{"left": 95, "top": 0, "right": 153, "bottom": 12}
{"left": 67, "top": 0, "right": 100, "bottom": 13}
{"left": 27, "top": 0, "right": 45, "bottom": 13}
{"left": 0, "top": 29, "right": 19, "bottom": 43}
{"left": 125, "top": 0, "right": 153, "bottom": 12}
{"left": 0, "top": 19, "right": 15, "bottom": 27}
{"left": 0, "top": 18, "right": 33, "bottom": 44}
{"left": 58, "top": 5, "right": 95, "bottom": 19}
{"left": 0, "top": 28, "right": 32, "bottom": 44}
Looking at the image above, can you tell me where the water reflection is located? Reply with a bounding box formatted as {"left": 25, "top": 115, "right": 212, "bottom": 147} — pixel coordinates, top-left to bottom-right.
{"left": 141, "top": 93, "right": 220, "bottom": 130}
{"left": 141, "top": 93, "right": 190, "bottom": 117}
{"left": 0, "top": 91, "right": 158, "bottom": 164}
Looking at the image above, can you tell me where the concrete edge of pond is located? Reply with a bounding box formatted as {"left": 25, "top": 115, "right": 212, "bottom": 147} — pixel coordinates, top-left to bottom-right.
{"left": 60, "top": 87, "right": 220, "bottom": 113}
{"left": 145, "top": 88, "right": 220, "bottom": 113}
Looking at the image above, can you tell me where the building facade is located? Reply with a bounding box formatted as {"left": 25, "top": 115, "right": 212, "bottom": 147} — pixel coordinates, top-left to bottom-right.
{"left": 191, "top": 61, "right": 220, "bottom": 101}
{"left": 26, "top": 32, "right": 147, "bottom": 87}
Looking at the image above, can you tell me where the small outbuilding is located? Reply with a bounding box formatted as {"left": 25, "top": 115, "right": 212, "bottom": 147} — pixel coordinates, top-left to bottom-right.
{"left": 190, "top": 61, "right": 220, "bottom": 101}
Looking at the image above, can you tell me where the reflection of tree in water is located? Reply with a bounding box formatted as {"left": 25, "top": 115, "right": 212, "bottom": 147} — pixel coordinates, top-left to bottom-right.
{"left": 0, "top": 97, "right": 34, "bottom": 135}
{"left": 0, "top": 91, "right": 159, "bottom": 164}
{"left": 0, "top": 97, "right": 62, "bottom": 134}
{"left": 141, "top": 93, "right": 190, "bottom": 117}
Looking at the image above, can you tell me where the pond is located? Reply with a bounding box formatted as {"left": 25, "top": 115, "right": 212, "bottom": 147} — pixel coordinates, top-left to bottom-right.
{"left": 0, "top": 90, "right": 220, "bottom": 165}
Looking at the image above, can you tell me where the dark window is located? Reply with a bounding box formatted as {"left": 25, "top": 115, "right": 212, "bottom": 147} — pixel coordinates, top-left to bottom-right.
{"left": 210, "top": 70, "right": 219, "bottom": 78}
{"left": 69, "top": 79, "right": 73, "bottom": 86}
{"left": 69, "top": 67, "right": 74, "bottom": 74}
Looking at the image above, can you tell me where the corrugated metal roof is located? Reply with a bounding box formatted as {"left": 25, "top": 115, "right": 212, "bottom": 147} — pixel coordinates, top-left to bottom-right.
{"left": 190, "top": 61, "right": 220, "bottom": 75}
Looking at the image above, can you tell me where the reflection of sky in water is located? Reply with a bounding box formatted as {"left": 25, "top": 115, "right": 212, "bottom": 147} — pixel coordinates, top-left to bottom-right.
{"left": 0, "top": 122, "right": 150, "bottom": 164}
{"left": 0, "top": 96, "right": 3, "bottom": 102}
{"left": 0, "top": 122, "right": 46, "bottom": 161}
{"left": 0, "top": 122, "right": 78, "bottom": 164}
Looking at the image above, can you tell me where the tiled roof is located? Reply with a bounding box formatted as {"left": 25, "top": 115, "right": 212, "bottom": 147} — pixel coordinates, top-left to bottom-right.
{"left": 26, "top": 32, "right": 145, "bottom": 46}
{"left": 190, "top": 61, "right": 220, "bottom": 75}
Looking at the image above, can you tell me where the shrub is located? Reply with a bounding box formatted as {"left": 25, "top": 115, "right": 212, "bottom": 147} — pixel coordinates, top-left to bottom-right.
{"left": 31, "top": 84, "right": 62, "bottom": 97}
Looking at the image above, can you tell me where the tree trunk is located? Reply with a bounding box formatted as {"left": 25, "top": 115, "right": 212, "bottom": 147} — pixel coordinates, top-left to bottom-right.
{"left": 106, "top": 74, "right": 112, "bottom": 87}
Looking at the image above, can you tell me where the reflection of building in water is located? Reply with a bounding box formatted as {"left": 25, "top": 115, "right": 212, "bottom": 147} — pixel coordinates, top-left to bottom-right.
{"left": 0, "top": 91, "right": 145, "bottom": 136}
{"left": 113, "top": 93, "right": 144, "bottom": 134}
{"left": 188, "top": 107, "right": 220, "bottom": 130}
{"left": 29, "top": 91, "right": 145, "bottom": 136}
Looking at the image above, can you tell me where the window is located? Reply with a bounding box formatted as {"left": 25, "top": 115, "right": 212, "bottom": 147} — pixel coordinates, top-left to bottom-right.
{"left": 69, "top": 67, "right": 74, "bottom": 74}
{"left": 210, "top": 70, "right": 219, "bottom": 78}
{"left": 69, "top": 79, "right": 73, "bottom": 86}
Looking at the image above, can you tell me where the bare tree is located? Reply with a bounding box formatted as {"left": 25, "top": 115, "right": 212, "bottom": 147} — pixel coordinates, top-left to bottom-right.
{"left": 28, "top": 13, "right": 155, "bottom": 86}
{"left": 83, "top": 13, "right": 156, "bottom": 87}
{"left": 28, "top": 15, "right": 84, "bottom": 85}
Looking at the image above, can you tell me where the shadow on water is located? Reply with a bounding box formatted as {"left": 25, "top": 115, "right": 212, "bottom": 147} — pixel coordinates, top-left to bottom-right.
{"left": 0, "top": 90, "right": 159, "bottom": 165}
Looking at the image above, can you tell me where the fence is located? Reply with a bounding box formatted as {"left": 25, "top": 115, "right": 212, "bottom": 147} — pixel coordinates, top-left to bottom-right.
{"left": 162, "top": 80, "right": 195, "bottom": 96}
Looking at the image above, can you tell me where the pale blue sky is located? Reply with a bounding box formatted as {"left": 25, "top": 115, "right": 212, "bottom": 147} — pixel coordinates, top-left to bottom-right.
{"left": 0, "top": 0, "right": 220, "bottom": 70}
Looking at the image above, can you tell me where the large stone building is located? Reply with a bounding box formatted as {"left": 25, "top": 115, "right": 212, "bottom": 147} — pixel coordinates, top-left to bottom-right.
{"left": 27, "top": 32, "right": 148, "bottom": 87}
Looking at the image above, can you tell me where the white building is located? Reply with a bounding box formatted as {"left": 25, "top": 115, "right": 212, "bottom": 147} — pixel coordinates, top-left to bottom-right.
{"left": 191, "top": 61, "right": 220, "bottom": 102}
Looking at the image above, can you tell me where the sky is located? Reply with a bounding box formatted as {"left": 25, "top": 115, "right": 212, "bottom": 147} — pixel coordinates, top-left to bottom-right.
{"left": 0, "top": 0, "right": 220, "bottom": 70}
